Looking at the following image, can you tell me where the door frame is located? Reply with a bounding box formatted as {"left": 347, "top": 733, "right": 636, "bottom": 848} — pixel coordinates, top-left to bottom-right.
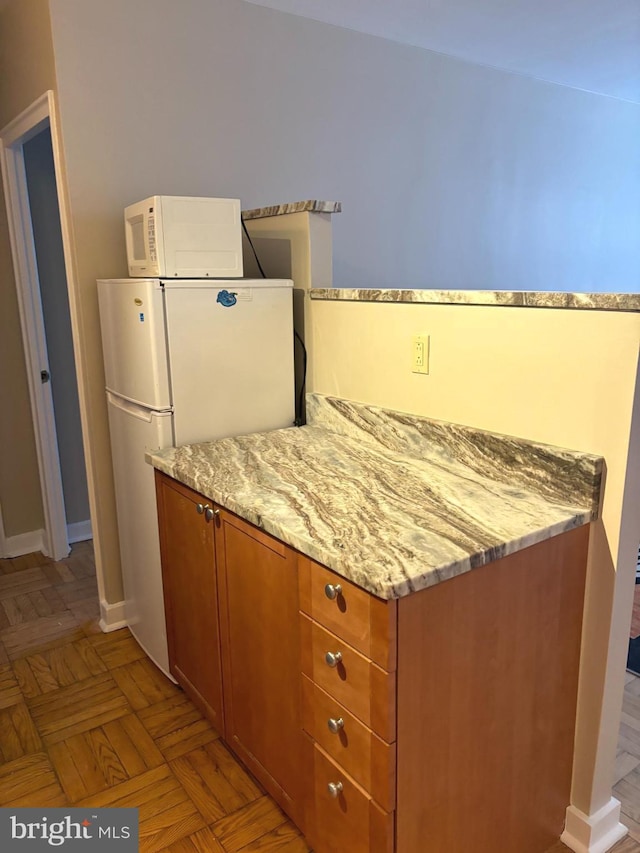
{"left": 0, "top": 91, "right": 70, "bottom": 560}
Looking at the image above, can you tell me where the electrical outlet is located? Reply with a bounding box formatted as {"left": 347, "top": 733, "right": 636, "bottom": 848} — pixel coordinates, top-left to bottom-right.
{"left": 412, "top": 334, "right": 430, "bottom": 374}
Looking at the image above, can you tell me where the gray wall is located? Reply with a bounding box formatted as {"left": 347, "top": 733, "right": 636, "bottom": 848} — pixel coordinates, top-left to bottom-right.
{"left": 42, "top": 0, "right": 640, "bottom": 600}
{"left": 49, "top": 0, "right": 640, "bottom": 292}
{"left": 23, "top": 127, "right": 90, "bottom": 527}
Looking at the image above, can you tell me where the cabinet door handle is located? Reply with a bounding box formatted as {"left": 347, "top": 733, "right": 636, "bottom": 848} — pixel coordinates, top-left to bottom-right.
{"left": 325, "top": 651, "right": 342, "bottom": 668}
{"left": 327, "top": 781, "right": 343, "bottom": 798}
{"left": 324, "top": 583, "right": 342, "bottom": 600}
{"left": 196, "top": 503, "right": 205, "bottom": 514}
{"left": 328, "top": 716, "right": 344, "bottom": 734}
{"left": 204, "top": 506, "right": 219, "bottom": 522}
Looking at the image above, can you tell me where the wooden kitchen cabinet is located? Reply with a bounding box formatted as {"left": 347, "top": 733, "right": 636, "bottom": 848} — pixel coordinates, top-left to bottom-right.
{"left": 155, "top": 471, "right": 304, "bottom": 827}
{"left": 298, "top": 554, "right": 397, "bottom": 853}
{"left": 299, "top": 527, "right": 590, "bottom": 853}
{"left": 156, "top": 470, "right": 591, "bottom": 853}
{"left": 215, "top": 508, "right": 304, "bottom": 826}
{"left": 155, "top": 473, "right": 224, "bottom": 731}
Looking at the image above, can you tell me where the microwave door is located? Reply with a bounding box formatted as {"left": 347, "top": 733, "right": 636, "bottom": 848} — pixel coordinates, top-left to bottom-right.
{"left": 124, "top": 197, "right": 161, "bottom": 277}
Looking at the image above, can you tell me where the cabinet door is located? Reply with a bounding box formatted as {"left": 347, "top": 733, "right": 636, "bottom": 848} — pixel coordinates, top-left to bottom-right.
{"left": 216, "top": 509, "right": 304, "bottom": 825}
{"left": 155, "top": 473, "right": 224, "bottom": 732}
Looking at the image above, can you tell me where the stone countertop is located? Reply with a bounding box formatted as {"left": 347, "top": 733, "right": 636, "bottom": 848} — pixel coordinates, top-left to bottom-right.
{"left": 242, "top": 200, "right": 342, "bottom": 220}
{"left": 147, "top": 395, "right": 603, "bottom": 600}
{"left": 310, "top": 288, "right": 640, "bottom": 312}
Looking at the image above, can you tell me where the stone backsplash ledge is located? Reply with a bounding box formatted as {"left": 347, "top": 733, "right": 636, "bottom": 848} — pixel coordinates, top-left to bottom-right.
{"left": 306, "top": 394, "right": 603, "bottom": 520}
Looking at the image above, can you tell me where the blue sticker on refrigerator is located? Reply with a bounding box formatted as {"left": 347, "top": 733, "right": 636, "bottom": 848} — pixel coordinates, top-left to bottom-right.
{"left": 216, "top": 290, "right": 238, "bottom": 308}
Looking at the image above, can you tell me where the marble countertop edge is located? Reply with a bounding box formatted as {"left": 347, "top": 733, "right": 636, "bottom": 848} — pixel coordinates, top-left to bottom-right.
{"left": 146, "top": 395, "right": 602, "bottom": 601}
{"left": 309, "top": 288, "right": 640, "bottom": 313}
{"left": 373, "top": 512, "right": 592, "bottom": 598}
{"left": 242, "top": 200, "right": 342, "bottom": 220}
{"left": 147, "top": 441, "right": 593, "bottom": 599}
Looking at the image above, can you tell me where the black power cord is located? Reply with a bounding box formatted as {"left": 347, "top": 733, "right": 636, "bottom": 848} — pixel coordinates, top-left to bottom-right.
{"left": 241, "top": 218, "right": 266, "bottom": 278}
{"left": 293, "top": 328, "right": 307, "bottom": 427}
{"left": 241, "top": 217, "right": 307, "bottom": 426}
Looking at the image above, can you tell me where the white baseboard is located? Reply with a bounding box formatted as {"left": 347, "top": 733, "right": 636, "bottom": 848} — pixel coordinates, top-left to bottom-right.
{"left": 561, "top": 798, "right": 628, "bottom": 853}
{"left": 99, "top": 598, "right": 127, "bottom": 633}
{"left": 1, "top": 520, "right": 92, "bottom": 557}
{"left": 67, "top": 519, "right": 92, "bottom": 544}
{"left": 2, "top": 528, "right": 46, "bottom": 558}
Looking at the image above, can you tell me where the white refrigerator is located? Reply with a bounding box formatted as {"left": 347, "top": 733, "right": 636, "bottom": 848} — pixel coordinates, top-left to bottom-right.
{"left": 97, "top": 278, "right": 295, "bottom": 677}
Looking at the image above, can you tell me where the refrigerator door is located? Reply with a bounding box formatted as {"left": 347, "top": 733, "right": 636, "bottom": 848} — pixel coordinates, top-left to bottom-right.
{"left": 163, "top": 279, "right": 295, "bottom": 445}
{"left": 106, "top": 391, "right": 174, "bottom": 678}
{"left": 98, "top": 279, "right": 171, "bottom": 409}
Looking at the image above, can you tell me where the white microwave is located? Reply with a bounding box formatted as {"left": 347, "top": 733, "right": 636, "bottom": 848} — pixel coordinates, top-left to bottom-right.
{"left": 124, "top": 195, "right": 243, "bottom": 278}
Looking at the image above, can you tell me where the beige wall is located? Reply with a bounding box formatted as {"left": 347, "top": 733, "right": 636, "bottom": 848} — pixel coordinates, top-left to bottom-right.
{"left": 0, "top": 180, "right": 43, "bottom": 537}
{"left": 46, "top": 0, "right": 640, "bottom": 293}
{"left": 308, "top": 296, "right": 640, "bottom": 818}
{"left": 0, "top": 0, "right": 56, "bottom": 129}
{"left": 0, "top": 0, "right": 57, "bottom": 539}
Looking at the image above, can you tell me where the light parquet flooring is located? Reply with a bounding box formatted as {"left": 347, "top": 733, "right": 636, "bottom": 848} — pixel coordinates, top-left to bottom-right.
{"left": 1, "top": 542, "right": 639, "bottom": 852}
{"left": 0, "top": 543, "right": 308, "bottom": 853}
{"left": 630, "top": 582, "right": 640, "bottom": 639}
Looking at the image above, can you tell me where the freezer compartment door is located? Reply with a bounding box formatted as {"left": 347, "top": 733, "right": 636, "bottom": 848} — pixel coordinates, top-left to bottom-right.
{"left": 164, "top": 281, "right": 295, "bottom": 445}
{"left": 98, "top": 278, "right": 171, "bottom": 409}
{"left": 107, "top": 392, "right": 174, "bottom": 677}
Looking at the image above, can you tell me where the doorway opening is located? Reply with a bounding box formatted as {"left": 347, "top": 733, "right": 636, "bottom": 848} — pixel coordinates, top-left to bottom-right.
{"left": 0, "top": 92, "right": 91, "bottom": 560}
{"left": 23, "top": 126, "right": 91, "bottom": 547}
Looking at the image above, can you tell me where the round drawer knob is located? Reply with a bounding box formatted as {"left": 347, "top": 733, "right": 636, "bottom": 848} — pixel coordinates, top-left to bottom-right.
{"left": 328, "top": 716, "right": 344, "bottom": 734}
{"left": 327, "top": 781, "right": 343, "bottom": 798}
{"left": 325, "top": 651, "right": 342, "bottom": 668}
{"left": 196, "top": 503, "right": 205, "bottom": 514}
{"left": 324, "top": 583, "right": 342, "bottom": 600}
{"left": 204, "top": 506, "right": 219, "bottom": 522}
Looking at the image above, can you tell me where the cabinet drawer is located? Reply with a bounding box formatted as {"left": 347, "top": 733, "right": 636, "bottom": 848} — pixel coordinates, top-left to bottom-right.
{"left": 298, "top": 556, "right": 397, "bottom": 671}
{"left": 310, "top": 744, "right": 394, "bottom": 853}
{"left": 300, "top": 615, "right": 395, "bottom": 742}
{"left": 302, "top": 675, "right": 395, "bottom": 811}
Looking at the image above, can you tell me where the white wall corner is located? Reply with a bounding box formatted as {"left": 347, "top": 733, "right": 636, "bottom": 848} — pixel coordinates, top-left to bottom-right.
{"left": 3, "top": 528, "right": 46, "bottom": 558}
{"left": 561, "top": 799, "right": 628, "bottom": 853}
{"left": 99, "top": 598, "right": 127, "bottom": 633}
{"left": 308, "top": 212, "right": 334, "bottom": 290}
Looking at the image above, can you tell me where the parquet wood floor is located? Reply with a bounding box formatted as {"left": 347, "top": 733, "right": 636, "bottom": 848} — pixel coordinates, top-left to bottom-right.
{"left": 0, "top": 543, "right": 308, "bottom": 852}
{"left": 0, "top": 542, "right": 639, "bottom": 852}
{"left": 630, "top": 581, "right": 640, "bottom": 639}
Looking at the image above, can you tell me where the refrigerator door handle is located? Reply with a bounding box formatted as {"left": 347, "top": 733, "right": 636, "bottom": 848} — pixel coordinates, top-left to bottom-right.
{"left": 107, "top": 390, "right": 167, "bottom": 423}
